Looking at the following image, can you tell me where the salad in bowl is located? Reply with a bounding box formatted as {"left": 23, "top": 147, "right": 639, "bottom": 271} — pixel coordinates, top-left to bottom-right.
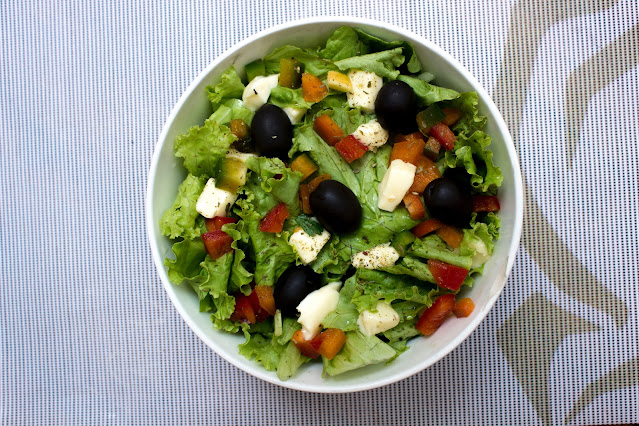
{"left": 153, "top": 22, "right": 510, "bottom": 386}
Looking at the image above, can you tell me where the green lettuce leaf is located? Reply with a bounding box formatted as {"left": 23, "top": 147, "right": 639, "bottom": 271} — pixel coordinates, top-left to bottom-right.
{"left": 382, "top": 256, "right": 435, "bottom": 284}
{"left": 195, "top": 252, "right": 233, "bottom": 298}
{"left": 409, "top": 235, "right": 473, "bottom": 270}
{"left": 275, "top": 318, "right": 302, "bottom": 346}
{"left": 174, "top": 116, "right": 236, "bottom": 177}
{"left": 209, "top": 98, "right": 254, "bottom": 126}
{"left": 245, "top": 156, "right": 303, "bottom": 216}
{"left": 354, "top": 28, "right": 422, "bottom": 73}
{"left": 164, "top": 238, "right": 207, "bottom": 284}
{"left": 320, "top": 26, "right": 367, "bottom": 61}
{"left": 443, "top": 91, "right": 486, "bottom": 136}
{"left": 222, "top": 220, "right": 253, "bottom": 295}
{"left": 397, "top": 75, "right": 460, "bottom": 107}
{"left": 352, "top": 269, "right": 433, "bottom": 312}
{"left": 206, "top": 66, "right": 245, "bottom": 110}
{"left": 160, "top": 174, "right": 206, "bottom": 239}
{"left": 381, "top": 300, "right": 423, "bottom": 345}
{"left": 322, "top": 331, "right": 397, "bottom": 376}
{"left": 239, "top": 330, "right": 284, "bottom": 372}
{"left": 321, "top": 275, "right": 359, "bottom": 331}
{"left": 443, "top": 131, "right": 503, "bottom": 194}
{"left": 269, "top": 86, "right": 314, "bottom": 109}
{"left": 211, "top": 294, "right": 240, "bottom": 332}
{"left": 264, "top": 45, "right": 338, "bottom": 77}
{"left": 334, "top": 47, "right": 405, "bottom": 79}
{"left": 459, "top": 212, "right": 500, "bottom": 269}
{"left": 327, "top": 105, "right": 370, "bottom": 134}
{"left": 277, "top": 341, "right": 312, "bottom": 380}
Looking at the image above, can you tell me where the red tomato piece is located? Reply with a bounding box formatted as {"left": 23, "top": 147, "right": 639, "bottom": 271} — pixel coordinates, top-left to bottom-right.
{"left": 230, "top": 294, "right": 256, "bottom": 324}
{"left": 292, "top": 329, "right": 320, "bottom": 359}
{"left": 427, "top": 259, "right": 469, "bottom": 291}
{"left": 472, "top": 195, "right": 501, "bottom": 212}
{"left": 415, "top": 294, "right": 456, "bottom": 336}
{"left": 201, "top": 230, "right": 233, "bottom": 260}
{"left": 411, "top": 218, "right": 443, "bottom": 238}
{"left": 335, "top": 135, "right": 368, "bottom": 163}
{"left": 428, "top": 123, "right": 456, "bottom": 150}
{"left": 259, "top": 202, "right": 290, "bottom": 233}
{"left": 248, "top": 289, "right": 270, "bottom": 322}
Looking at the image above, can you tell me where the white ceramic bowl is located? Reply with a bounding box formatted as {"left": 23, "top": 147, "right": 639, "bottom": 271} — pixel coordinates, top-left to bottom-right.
{"left": 146, "top": 17, "right": 523, "bottom": 393}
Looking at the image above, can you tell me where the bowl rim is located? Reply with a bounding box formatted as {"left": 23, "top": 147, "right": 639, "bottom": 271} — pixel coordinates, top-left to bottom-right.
{"left": 146, "top": 16, "right": 524, "bottom": 393}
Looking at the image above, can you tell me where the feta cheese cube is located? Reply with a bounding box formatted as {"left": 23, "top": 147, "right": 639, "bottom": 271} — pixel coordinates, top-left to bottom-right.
{"left": 346, "top": 70, "right": 383, "bottom": 113}
{"left": 351, "top": 243, "right": 400, "bottom": 269}
{"left": 297, "top": 282, "right": 342, "bottom": 339}
{"left": 289, "top": 227, "right": 331, "bottom": 264}
{"left": 357, "top": 301, "right": 400, "bottom": 336}
{"left": 352, "top": 119, "right": 388, "bottom": 151}
{"left": 195, "top": 178, "right": 237, "bottom": 218}
{"left": 282, "top": 106, "right": 307, "bottom": 124}
{"left": 242, "top": 74, "right": 279, "bottom": 111}
{"left": 377, "top": 159, "right": 416, "bottom": 212}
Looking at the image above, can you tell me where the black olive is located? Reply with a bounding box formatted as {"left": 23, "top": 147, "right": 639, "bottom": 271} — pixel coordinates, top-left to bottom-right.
{"left": 310, "top": 180, "right": 362, "bottom": 234}
{"left": 251, "top": 104, "right": 292, "bottom": 160}
{"left": 374, "top": 80, "right": 417, "bottom": 133}
{"left": 423, "top": 176, "right": 473, "bottom": 227}
{"left": 274, "top": 265, "right": 321, "bottom": 316}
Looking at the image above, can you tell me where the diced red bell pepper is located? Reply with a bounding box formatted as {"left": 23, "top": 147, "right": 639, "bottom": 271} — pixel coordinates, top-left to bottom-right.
{"left": 230, "top": 294, "right": 256, "bottom": 324}
{"left": 248, "top": 289, "right": 270, "bottom": 322}
{"left": 436, "top": 224, "right": 464, "bottom": 248}
{"left": 403, "top": 193, "right": 426, "bottom": 220}
{"left": 428, "top": 123, "right": 456, "bottom": 151}
{"left": 314, "top": 114, "right": 345, "bottom": 146}
{"left": 310, "top": 328, "right": 347, "bottom": 360}
{"left": 411, "top": 218, "right": 443, "bottom": 238}
{"left": 472, "top": 195, "right": 501, "bottom": 212}
{"left": 416, "top": 294, "right": 456, "bottom": 336}
{"left": 254, "top": 285, "right": 276, "bottom": 316}
{"left": 427, "top": 259, "right": 469, "bottom": 291}
{"left": 259, "top": 202, "right": 290, "bottom": 233}
{"left": 335, "top": 135, "right": 368, "bottom": 163}
{"left": 205, "top": 216, "right": 238, "bottom": 232}
{"left": 292, "top": 329, "right": 320, "bottom": 359}
{"left": 453, "top": 297, "right": 475, "bottom": 318}
{"left": 201, "top": 230, "right": 233, "bottom": 260}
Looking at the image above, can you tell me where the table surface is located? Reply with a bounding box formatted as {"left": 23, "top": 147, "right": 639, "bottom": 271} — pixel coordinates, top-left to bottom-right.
{"left": 1, "top": 1, "right": 638, "bottom": 425}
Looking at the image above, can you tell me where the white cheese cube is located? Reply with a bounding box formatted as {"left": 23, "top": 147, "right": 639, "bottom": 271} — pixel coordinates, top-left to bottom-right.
{"left": 377, "top": 159, "right": 417, "bottom": 212}
{"left": 289, "top": 227, "right": 331, "bottom": 264}
{"left": 346, "top": 70, "right": 383, "bottom": 114}
{"left": 297, "top": 282, "right": 342, "bottom": 339}
{"left": 226, "top": 148, "right": 257, "bottom": 163}
{"left": 352, "top": 119, "right": 388, "bottom": 151}
{"left": 195, "top": 178, "right": 237, "bottom": 218}
{"left": 357, "top": 301, "right": 401, "bottom": 336}
{"left": 282, "top": 106, "right": 307, "bottom": 124}
{"left": 242, "top": 74, "right": 279, "bottom": 111}
{"left": 351, "top": 243, "right": 400, "bottom": 269}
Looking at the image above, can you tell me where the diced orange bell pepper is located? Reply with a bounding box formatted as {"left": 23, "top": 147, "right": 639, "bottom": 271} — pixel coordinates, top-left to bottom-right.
{"left": 441, "top": 108, "right": 463, "bottom": 126}
{"left": 292, "top": 329, "right": 320, "bottom": 359}
{"left": 313, "top": 114, "right": 345, "bottom": 146}
{"left": 416, "top": 294, "right": 456, "bottom": 336}
{"left": 290, "top": 153, "right": 318, "bottom": 181}
{"left": 254, "top": 285, "right": 276, "bottom": 316}
{"left": 402, "top": 193, "right": 426, "bottom": 220}
{"left": 472, "top": 195, "right": 501, "bottom": 212}
{"left": 390, "top": 133, "right": 426, "bottom": 166}
{"left": 453, "top": 297, "right": 475, "bottom": 318}
{"left": 259, "top": 202, "right": 290, "bottom": 233}
{"left": 427, "top": 259, "right": 469, "bottom": 291}
{"left": 310, "top": 328, "right": 347, "bottom": 360}
{"left": 201, "top": 230, "right": 233, "bottom": 260}
{"left": 247, "top": 289, "right": 270, "bottom": 322}
{"left": 299, "top": 183, "right": 312, "bottom": 214}
{"left": 429, "top": 123, "right": 456, "bottom": 151}
{"left": 229, "top": 118, "right": 250, "bottom": 141}
{"left": 335, "top": 135, "right": 368, "bottom": 163}
{"left": 307, "top": 174, "right": 332, "bottom": 194}
{"left": 436, "top": 224, "right": 464, "bottom": 248}
{"left": 230, "top": 294, "right": 256, "bottom": 324}
{"left": 411, "top": 218, "right": 443, "bottom": 238}
{"left": 302, "top": 73, "right": 328, "bottom": 102}
{"left": 409, "top": 156, "right": 441, "bottom": 193}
